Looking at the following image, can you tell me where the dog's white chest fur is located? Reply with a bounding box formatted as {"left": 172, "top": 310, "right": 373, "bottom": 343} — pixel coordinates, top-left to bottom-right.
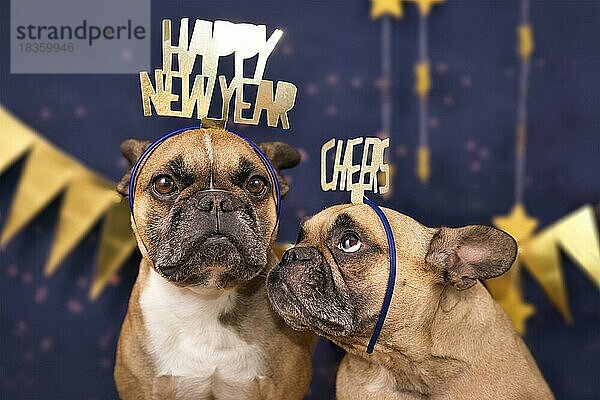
{"left": 140, "top": 272, "right": 265, "bottom": 399}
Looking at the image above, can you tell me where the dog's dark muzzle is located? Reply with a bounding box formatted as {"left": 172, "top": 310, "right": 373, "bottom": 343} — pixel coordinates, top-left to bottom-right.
{"left": 273, "top": 247, "right": 333, "bottom": 294}
{"left": 153, "top": 189, "right": 263, "bottom": 280}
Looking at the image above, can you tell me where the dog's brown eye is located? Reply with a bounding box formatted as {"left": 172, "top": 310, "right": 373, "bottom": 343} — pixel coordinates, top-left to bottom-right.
{"left": 153, "top": 175, "right": 176, "bottom": 195}
{"left": 339, "top": 232, "right": 361, "bottom": 253}
{"left": 246, "top": 176, "right": 267, "bottom": 196}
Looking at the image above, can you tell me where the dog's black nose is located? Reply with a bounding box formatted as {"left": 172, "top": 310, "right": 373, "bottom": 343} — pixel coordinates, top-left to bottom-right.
{"left": 195, "top": 191, "right": 242, "bottom": 212}
{"left": 282, "top": 247, "right": 320, "bottom": 263}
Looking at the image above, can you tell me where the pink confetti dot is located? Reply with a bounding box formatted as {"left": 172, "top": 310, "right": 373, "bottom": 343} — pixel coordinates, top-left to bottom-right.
{"left": 478, "top": 147, "right": 489, "bottom": 159}
{"left": 35, "top": 286, "right": 48, "bottom": 303}
{"left": 39, "top": 107, "right": 52, "bottom": 120}
{"left": 326, "top": 73, "right": 338, "bottom": 86}
{"left": 470, "top": 161, "right": 481, "bottom": 173}
{"left": 396, "top": 145, "right": 408, "bottom": 157}
{"left": 465, "top": 139, "right": 477, "bottom": 152}
{"left": 374, "top": 76, "right": 390, "bottom": 90}
{"left": 14, "top": 320, "right": 28, "bottom": 337}
{"left": 98, "top": 336, "right": 111, "bottom": 350}
{"left": 535, "top": 57, "right": 546, "bottom": 68}
{"left": 100, "top": 357, "right": 112, "bottom": 369}
{"left": 77, "top": 276, "right": 88, "bottom": 289}
{"left": 504, "top": 67, "right": 515, "bottom": 78}
{"left": 326, "top": 104, "right": 337, "bottom": 117}
{"left": 427, "top": 116, "right": 440, "bottom": 129}
{"left": 21, "top": 271, "right": 33, "bottom": 284}
{"left": 305, "top": 83, "right": 318, "bottom": 96}
{"left": 40, "top": 337, "right": 54, "bottom": 352}
{"left": 74, "top": 105, "right": 87, "bottom": 118}
{"left": 297, "top": 148, "right": 309, "bottom": 162}
{"left": 109, "top": 274, "right": 121, "bottom": 286}
{"left": 443, "top": 95, "right": 455, "bottom": 106}
{"left": 67, "top": 299, "right": 84, "bottom": 314}
{"left": 350, "top": 77, "right": 362, "bottom": 89}
{"left": 436, "top": 62, "right": 448, "bottom": 74}
{"left": 282, "top": 44, "right": 293, "bottom": 56}
{"left": 295, "top": 209, "right": 307, "bottom": 221}
{"left": 7, "top": 265, "right": 18, "bottom": 278}
{"left": 461, "top": 75, "right": 473, "bottom": 88}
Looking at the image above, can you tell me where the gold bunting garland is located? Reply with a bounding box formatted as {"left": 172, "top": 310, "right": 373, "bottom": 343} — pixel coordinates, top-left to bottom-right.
{"left": 0, "top": 105, "right": 136, "bottom": 299}
{"left": 490, "top": 204, "right": 600, "bottom": 332}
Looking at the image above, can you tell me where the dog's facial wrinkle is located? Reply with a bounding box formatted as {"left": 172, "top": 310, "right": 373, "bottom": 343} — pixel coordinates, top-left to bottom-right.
{"left": 230, "top": 157, "right": 266, "bottom": 188}
{"left": 167, "top": 155, "right": 196, "bottom": 188}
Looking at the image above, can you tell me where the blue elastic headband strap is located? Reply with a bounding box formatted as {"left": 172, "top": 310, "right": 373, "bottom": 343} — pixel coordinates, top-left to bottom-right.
{"left": 128, "top": 126, "right": 281, "bottom": 222}
{"left": 363, "top": 196, "right": 397, "bottom": 354}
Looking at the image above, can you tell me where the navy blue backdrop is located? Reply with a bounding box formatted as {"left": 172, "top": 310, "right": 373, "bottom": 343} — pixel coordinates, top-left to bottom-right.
{"left": 1, "top": 1, "right": 599, "bottom": 399}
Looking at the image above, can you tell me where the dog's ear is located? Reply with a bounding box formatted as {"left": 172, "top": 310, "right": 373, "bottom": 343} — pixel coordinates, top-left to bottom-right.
{"left": 426, "top": 225, "right": 517, "bottom": 290}
{"left": 258, "top": 141, "right": 301, "bottom": 197}
{"left": 116, "top": 139, "right": 151, "bottom": 196}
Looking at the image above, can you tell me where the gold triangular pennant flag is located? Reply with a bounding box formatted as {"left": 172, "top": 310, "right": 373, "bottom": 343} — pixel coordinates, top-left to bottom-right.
{"left": 0, "top": 106, "right": 37, "bottom": 173}
{"left": 1, "top": 141, "right": 80, "bottom": 245}
{"left": 554, "top": 205, "right": 600, "bottom": 288}
{"left": 45, "top": 173, "right": 121, "bottom": 276}
{"left": 521, "top": 234, "right": 572, "bottom": 323}
{"left": 89, "top": 198, "right": 137, "bottom": 299}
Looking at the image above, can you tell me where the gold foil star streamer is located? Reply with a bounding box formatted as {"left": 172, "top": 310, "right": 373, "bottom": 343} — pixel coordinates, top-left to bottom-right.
{"left": 486, "top": 0, "right": 600, "bottom": 333}
{"left": 406, "top": 0, "right": 444, "bottom": 183}
{"left": 0, "top": 105, "right": 137, "bottom": 299}
{"left": 369, "top": 1, "right": 399, "bottom": 197}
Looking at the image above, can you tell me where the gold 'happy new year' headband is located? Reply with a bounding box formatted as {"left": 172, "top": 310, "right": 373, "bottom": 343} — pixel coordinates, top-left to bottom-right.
{"left": 139, "top": 18, "right": 297, "bottom": 129}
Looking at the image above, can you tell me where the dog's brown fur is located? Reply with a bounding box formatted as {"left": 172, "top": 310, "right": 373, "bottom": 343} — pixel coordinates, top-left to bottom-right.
{"left": 267, "top": 204, "right": 553, "bottom": 399}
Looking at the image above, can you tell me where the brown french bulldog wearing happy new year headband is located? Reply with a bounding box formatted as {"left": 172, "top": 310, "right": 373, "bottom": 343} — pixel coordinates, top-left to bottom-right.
{"left": 114, "top": 127, "right": 314, "bottom": 399}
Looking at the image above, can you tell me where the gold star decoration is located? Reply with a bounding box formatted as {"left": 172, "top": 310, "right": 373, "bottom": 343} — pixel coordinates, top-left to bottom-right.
{"left": 407, "top": 0, "right": 444, "bottom": 16}
{"left": 488, "top": 203, "right": 538, "bottom": 333}
{"left": 493, "top": 203, "right": 539, "bottom": 243}
{"left": 370, "top": 0, "right": 404, "bottom": 19}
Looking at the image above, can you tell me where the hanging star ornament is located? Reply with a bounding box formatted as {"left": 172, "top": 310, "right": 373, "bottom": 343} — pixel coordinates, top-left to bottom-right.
{"left": 370, "top": 0, "right": 404, "bottom": 19}
{"left": 487, "top": 203, "right": 600, "bottom": 334}
{"left": 488, "top": 203, "right": 538, "bottom": 333}
{"left": 407, "top": 0, "right": 444, "bottom": 16}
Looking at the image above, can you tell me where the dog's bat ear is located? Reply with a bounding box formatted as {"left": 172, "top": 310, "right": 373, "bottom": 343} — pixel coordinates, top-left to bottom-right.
{"left": 426, "top": 225, "right": 517, "bottom": 291}
{"left": 116, "top": 139, "right": 151, "bottom": 197}
{"left": 258, "top": 141, "right": 302, "bottom": 198}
